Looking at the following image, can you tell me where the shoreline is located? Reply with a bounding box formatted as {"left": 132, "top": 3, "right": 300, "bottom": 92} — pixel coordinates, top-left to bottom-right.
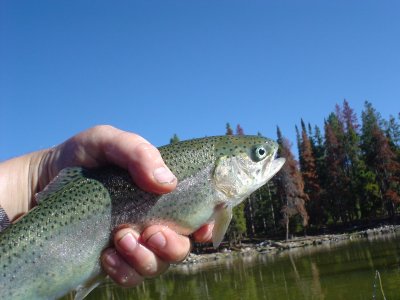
{"left": 175, "top": 224, "right": 400, "bottom": 267}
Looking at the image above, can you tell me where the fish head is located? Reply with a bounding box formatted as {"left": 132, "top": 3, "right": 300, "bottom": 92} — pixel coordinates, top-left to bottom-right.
{"left": 160, "top": 135, "right": 285, "bottom": 247}
{"left": 213, "top": 135, "right": 285, "bottom": 206}
{"left": 210, "top": 135, "right": 285, "bottom": 247}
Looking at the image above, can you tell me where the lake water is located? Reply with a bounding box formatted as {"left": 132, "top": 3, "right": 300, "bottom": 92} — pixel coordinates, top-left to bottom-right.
{"left": 84, "top": 233, "right": 400, "bottom": 300}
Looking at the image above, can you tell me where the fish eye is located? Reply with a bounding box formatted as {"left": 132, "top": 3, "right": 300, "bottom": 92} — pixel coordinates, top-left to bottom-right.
{"left": 252, "top": 146, "right": 268, "bottom": 162}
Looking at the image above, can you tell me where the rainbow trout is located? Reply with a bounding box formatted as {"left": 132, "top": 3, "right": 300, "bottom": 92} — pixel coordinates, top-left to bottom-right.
{"left": 0, "top": 135, "right": 285, "bottom": 300}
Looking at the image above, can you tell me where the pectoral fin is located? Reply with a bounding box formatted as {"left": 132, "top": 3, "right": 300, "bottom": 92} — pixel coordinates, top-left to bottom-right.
{"left": 74, "top": 274, "right": 106, "bottom": 300}
{"left": 212, "top": 205, "right": 233, "bottom": 248}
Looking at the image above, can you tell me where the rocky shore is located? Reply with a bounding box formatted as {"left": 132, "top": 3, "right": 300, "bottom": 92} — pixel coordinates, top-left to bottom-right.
{"left": 176, "top": 224, "right": 400, "bottom": 266}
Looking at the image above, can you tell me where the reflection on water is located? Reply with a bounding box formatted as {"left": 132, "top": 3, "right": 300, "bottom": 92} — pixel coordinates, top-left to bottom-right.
{"left": 83, "top": 233, "right": 400, "bottom": 300}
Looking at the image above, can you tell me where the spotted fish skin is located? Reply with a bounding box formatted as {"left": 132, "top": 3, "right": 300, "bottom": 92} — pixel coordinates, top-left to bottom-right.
{"left": 0, "top": 135, "right": 284, "bottom": 300}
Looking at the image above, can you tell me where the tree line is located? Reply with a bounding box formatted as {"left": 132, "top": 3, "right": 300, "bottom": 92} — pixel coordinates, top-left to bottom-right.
{"left": 171, "top": 100, "right": 400, "bottom": 244}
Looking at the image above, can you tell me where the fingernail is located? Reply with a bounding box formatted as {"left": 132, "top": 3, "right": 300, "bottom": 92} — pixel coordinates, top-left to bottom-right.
{"left": 104, "top": 251, "right": 119, "bottom": 269}
{"left": 118, "top": 232, "right": 138, "bottom": 254}
{"left": 146, "top": 231, "right": 167, "bottom": 249}
{"left": 153, "top": 167, "right": 176, "bottom": 184}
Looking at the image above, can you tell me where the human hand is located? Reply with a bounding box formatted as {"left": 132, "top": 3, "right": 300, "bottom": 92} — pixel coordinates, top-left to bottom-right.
{"left": 0, "top": 125, "right": 213, "bottom": 286}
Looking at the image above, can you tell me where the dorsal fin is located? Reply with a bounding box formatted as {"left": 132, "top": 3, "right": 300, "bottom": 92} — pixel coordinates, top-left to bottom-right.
{"left": 34, "top": 167, "right": 85, "bottom": 204}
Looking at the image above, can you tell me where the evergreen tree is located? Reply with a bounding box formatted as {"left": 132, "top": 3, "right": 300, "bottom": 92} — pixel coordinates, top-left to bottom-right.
{"left": 323, "top": 115, "right": 351, "bottom": 223}
{"left": 298, "top": 121, "right": 322, "bottom": 226}
{"left": 385, "top": 114, "right": 400, "bottom": 157}
{"left": 370, "top": 127, "right": 400, "bottom": 216}
{"left": 336, "top": 100, "right": 365, "bottom": 220}
{"left": 311, "top": 125, "right": 326, "bottom": 190}
{"left": 248, "top": 183, "right": 280, "bottom": 236}
{"left": 227, "top": 202, "right": 247, "bottom": 246}
{"left": 236, "top": 124, "right": 244, "bottom": 135}
{"left": 356, "top": 160, "right": 381, "bottom": 219}
{"left": 360, "top": 101, "right": 400, "bottom": 217}
{"left": 360, "top": 101, "right": 382, "bottom": 166}
{"left": 342, "top": 99, "right": 359, "bottom": 132}
{"left": 169, "top": 133, "right": 180, "bottom": 144}
{"left": 275, "top": 127, "right": 309, "bottom": 240}
{"left": 226, "top": 123, "right": 233, "bottom": 135}
{"left": 308, "top": 123, "right": 313, "bottom": 138}
{"left": 295, "top": 125, "right": 302, "bottom": 165}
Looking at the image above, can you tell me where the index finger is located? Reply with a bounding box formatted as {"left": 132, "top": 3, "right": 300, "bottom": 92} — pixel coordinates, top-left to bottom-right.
{"left": 57, "top": 125, "right": 177, "bottom": 194}
{"left": 102, "top": 129, "right": 177, "bottom": 194}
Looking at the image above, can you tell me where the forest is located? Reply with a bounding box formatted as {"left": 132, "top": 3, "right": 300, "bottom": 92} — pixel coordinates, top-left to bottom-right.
{"left": 171, "top": 100, "right": 400, "bottom": 244}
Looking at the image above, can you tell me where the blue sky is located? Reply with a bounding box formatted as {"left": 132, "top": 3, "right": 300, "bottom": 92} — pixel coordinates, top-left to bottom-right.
{"left": 1, "top": 1, "right": 399, "bottom": 161}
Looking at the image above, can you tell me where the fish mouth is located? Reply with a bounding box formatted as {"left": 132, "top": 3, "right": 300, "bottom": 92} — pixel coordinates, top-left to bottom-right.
{"left": 259, "top": 147, "right": 285, "bottom": 185}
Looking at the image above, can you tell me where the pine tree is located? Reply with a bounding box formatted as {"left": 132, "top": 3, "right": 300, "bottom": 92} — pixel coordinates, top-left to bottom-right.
{"left": 169, "top": 133, "right": 180, "bottom": 144}
{"left": 308, "top": 123, "right": 313, "bottom": 138}
{"left": 323, "top": 114, "right": 351, "bottom": 223}
{"left": 226, "top": 123, "right": 233, "bottom": 135}
{"left": 248, "top": 183, "right": 279, "bottom": 236}
{"left": 372, "top": 127, "right": 400, "bottom": 215}
{"left": 360, "top": 101, "right": 400, "bottom": 217}
{"left": 312, "top": 125, "right": 326, "bottom": 190}
{"left": 298, "top": 121, "right": 322, "bottom": 226}
{"left": 336, "top": 100, "right": 365, "bottom": 220}
{"left": 342, "top": 99, "right": 359, "bottom": 132}
{"left": 236, "top": 124, "right": 244, "bottom": 135}
{"left": 295, "top": 125, "right": 302, "bottom": 165}
{"left": 275, "top": 127, "right": 309, "bottom": 240}
{"left": 385, "top": 114, "right": 400, "bottom": 157}
{"left": 356, "top": 160, "right": 381, "bottom": 219}
{"left": 227, "top": 202, "right": 247, "bottom": 246}
{"left": 360, "top": 101, "right": 381, "bottom": 166}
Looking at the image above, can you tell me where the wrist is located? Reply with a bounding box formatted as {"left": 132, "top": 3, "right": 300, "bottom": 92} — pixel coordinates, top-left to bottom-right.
{"left": 0, "top": 149, "right": 51, "bottom": 221}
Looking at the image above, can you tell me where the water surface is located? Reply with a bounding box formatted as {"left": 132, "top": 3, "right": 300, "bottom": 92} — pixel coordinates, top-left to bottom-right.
{"left": 85, "top": 233, "right": 400, "bottom": 300}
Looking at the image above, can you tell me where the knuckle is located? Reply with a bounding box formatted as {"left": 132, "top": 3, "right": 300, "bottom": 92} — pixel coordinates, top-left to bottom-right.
{"left": 91, "top": 124, "right": 116, "bottom": 133}
{"left": 134, "top": 142, "right": 162, "bottom": 162}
